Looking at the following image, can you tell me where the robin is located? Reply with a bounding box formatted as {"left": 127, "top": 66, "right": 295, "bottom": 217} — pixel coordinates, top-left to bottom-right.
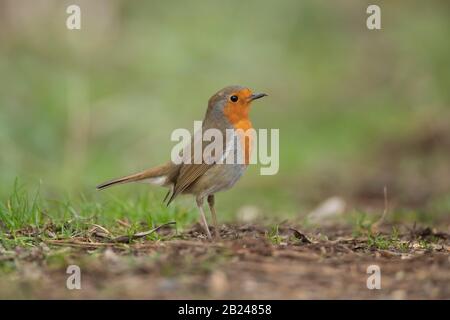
{"left": 97, "top": 85, "right": 267, "bottom": 239}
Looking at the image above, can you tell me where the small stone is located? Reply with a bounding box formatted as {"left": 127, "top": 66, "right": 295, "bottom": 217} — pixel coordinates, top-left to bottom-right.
{"left": 237, "top": 205, "right": 261, "bottom": 223}
{"left": 103, "top": 248, "right": 119, "bottom": 263}
{"left": 209, "top": 270, "right": 228, "bottom": 296}
{"left": 395, "top": 271, "right": 405, "bottom": 280}
{"left": 307, "top": 197, "right": 346, "bottom": 224}
{"left": 391, "top": 289, "right": 407, "bottom": 300}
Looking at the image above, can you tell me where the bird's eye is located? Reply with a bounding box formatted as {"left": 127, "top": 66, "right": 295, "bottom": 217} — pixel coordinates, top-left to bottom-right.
{"left": 230, "top": 95, "right": 239, "bottom": 102}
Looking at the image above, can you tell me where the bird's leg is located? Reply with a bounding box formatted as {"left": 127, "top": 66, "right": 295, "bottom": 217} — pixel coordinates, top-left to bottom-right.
{"left": 207, "top": 194, "right": 220, "bottom": 239}
{"left": 196, "top": 197, "right": 212, "bottom": 240}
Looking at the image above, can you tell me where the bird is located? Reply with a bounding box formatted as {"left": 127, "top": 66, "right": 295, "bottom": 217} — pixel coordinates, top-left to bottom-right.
{"left": 96, "top": 85, "right": 267, "bottom": 239}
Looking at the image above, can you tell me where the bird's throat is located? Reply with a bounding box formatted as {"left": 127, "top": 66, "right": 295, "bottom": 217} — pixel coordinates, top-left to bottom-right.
{"left": 223, "top": 104, "right": 253, "bottom": 164}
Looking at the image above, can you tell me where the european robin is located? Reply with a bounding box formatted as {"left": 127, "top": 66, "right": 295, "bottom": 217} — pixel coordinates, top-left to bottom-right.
{"left": 97, "top": 85, "right": 267, "bottom": 239}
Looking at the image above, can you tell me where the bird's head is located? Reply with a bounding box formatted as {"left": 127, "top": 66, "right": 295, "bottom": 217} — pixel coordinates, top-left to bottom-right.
{"left": 206, "top": 85, "right": 267, "bottom": 128}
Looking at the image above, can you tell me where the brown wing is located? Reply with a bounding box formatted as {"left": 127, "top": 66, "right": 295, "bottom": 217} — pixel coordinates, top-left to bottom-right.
{"left": 166, "top": 117, "right": 231, "bottom": 205}
{"left": 166, "top": 162, "right": 214, "bottom": 205}
{"left": 166, "top": 129, "right": 219, "bottom": 205}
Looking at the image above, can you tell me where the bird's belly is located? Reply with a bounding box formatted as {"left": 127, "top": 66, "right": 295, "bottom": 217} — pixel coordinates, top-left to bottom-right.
{"left": 185, "top": 164, "right": 247, "bottom": 197}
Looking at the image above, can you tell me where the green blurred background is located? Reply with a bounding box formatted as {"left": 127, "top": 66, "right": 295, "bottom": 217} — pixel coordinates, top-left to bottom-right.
{"left": 1, "top": 0, "right": 449, "bottom": 222}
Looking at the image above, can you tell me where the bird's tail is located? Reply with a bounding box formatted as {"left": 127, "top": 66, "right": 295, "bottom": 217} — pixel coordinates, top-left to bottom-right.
{"left": 96, "top": 163, "right": 173, "bottom": 190}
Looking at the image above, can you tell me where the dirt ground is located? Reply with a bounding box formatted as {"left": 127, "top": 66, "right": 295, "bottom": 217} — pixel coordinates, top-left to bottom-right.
{"left": 1, "top": 223, "right": 448, "bottom": 299}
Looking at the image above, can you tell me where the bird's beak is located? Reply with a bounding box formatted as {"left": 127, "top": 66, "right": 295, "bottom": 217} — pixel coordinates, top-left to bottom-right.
{"left": 249, "top": 93, "right": 268, "bottom": 101}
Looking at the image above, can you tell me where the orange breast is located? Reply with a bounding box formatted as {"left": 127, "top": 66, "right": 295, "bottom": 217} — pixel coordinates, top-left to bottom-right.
{"left": 224, "top": 103, "right": 253, "bottom": 165}
{"left": 238, "top": 125, "right": 253, "bottom": 165}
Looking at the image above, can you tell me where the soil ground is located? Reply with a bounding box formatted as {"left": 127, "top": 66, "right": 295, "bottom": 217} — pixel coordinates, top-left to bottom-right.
{"left": 1, "top": 223, "right": 448, "bottom": 299}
